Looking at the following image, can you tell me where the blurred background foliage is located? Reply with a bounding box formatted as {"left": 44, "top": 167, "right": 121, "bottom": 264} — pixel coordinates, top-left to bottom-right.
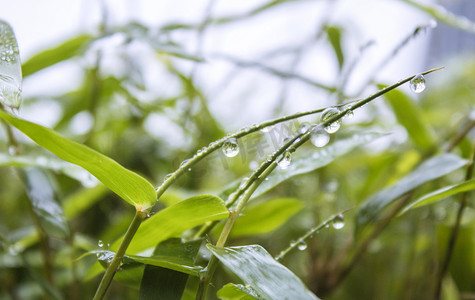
{"left": 1, "top": 0, "right": 475, "bottom": 299}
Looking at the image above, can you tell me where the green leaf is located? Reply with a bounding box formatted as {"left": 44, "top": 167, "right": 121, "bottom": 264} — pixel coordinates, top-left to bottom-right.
{"left": 254, "top": 131, "right": 386, "bottom": 197}
{"left": 123, "top": 195, "right": 229, "bottom": 254}
{"left": 138, "top": 238, "right": 202, "bottom": 300}
{"left": 217, "top": 283, "right": 259, "bottom": 300}
{"left": 326, "top": 26, "right": 344, "bottom": 70}
{"left": 400, "top": 178, "right": 475, "bottom": 214}
{"left": 357, "top": 154, "right": 467, "bottom": 227}
{"left": 229, "top": 198, "right": 304, "bottom": 237}
{"left": 20, "top": 168, "right": 69, "bottom": 238}
{"left": 22, "top": 34, "right": 93, "bottom": 77}
{"left": 208, "top": 244, "right": 320, "bottom": 300}
{"left": 379, "top": 84, "right": 435, "bottom": 149}
{"left": 0, "top": 110, "right": 157, "bottom": 209}
{"left": 0, "top": 153, "right": 100, "bottom": 187}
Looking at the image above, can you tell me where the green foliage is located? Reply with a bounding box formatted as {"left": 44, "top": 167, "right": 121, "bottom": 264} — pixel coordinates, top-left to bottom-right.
{"left": 0, "top": 110, "right": 157, "bottom": 210}
{"left": 2, "top": 2, "right": 475, "bottom": 300}
{"left": 208, "top": 244, "right": 320, "bottom": 300}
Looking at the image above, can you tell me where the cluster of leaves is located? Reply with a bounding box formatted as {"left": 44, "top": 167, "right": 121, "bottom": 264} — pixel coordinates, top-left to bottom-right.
{"left": 1, "top": 1, "right": 475, "bottom": 299}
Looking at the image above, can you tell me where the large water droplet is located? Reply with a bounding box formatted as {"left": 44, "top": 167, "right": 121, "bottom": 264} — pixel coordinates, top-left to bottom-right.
{"left": 277, "top": 151, "right": 291, "bottom": 169}
{"left": 0, "top": 20, "right": 22, "bottom": 109}
{"left": 410, "top": 74, "right": 425, "bottom": 94}
{"left": 98, "top": 240, "right": 104, "bottom": 248}
{"left": 298, "top": 122, "right": 311, "bottom": 134}
{"left": 222, "top": 138, "right": 239, "bottom": 157}
{"left": 310, "top": 127, "right": 330, "bottom": 148}
{"left": 297, "top": 240, "right": 307, "bottom": 251}
{"left": 332, "top": 214, "right": 345, "bottom": 230}
{"left": 321, "top": 107, "right": 341, "bottom": 134}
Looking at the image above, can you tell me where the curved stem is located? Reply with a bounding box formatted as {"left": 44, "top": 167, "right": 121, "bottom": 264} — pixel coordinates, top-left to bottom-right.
{"left": 93, "top": 210, "right": 147, "bottom": 300}
{"left": 193, "top": 67, "right": 444, "bottom": 299}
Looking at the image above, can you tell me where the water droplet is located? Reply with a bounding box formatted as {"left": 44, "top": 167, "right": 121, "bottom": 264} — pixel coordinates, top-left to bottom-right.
{"left": 290, "top": 240, "right": 297, "bottom": 247}
{"left": 297, "top": 241, "right": 307, "bottom": 251}
{"left": 249, "top": 160, "right": 259, "bottom": 170}
{"left": 261, "top": 126, "right": 273, "bottom": 133}
{"left": 164, "top": 173, "right": 173, "bottom": 181}
{"left": 321, "top": 107, "right": 341, "bottom": 134}
{"left": 429, "top": 19, "right": 437, "bottom": 28}
{"left": 310, "top": 127, "right": 330, "bottom": 148}
{"left": 277, "top": 151, "right": 291, "bottom": 169}
{"left": 222, "top": 138, "right": 239, "bottom": 157}
{"left": 332, "top": 214, "right": 345, "bottom": 230}
{"left": 7, "top": 145, "right": 16, "bottom": 155}
{"left": 325, "top": 224, "right": 330, "bottom": 228}
{"left": 0, "top": 21, "right": 22, "bottom": 109}
{"left": 98, "top": 240, "right": 104, "bottom": 248}
{"left": 180, "top": 159, "right": 190, "bottom": 168}
{"left": 298, "top": 122, "right": 311, "bottom": 134}
{"left": 410, "top": 74, "right": 426, "bottom": 94}
{"left": 187, "top": 168, "right": 192, "bottom": 171}
{"left": 343, "top": 106, "right": 354, "bottom": 119}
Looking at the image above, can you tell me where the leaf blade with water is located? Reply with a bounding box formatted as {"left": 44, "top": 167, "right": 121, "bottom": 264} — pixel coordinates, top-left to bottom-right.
{"left": 124, "top": 195, "right": 229, "bottom": 254}
{"left": 357, "top": 154, "right": 468, "bottom": 227}
{"left": 208, "top": 244, "right": 320, "bottom": 300}
{"left": 0, "top": 110, "right": 157, "bottom": 210}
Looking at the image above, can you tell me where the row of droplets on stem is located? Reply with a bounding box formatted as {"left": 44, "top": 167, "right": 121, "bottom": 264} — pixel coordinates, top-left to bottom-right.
{"left": 220, "top": 73, "right": 426, "bottom": 171}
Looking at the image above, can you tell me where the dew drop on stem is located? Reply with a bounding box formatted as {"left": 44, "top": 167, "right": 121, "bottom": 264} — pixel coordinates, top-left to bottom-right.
{"left": 310, "top": 127, "right": 330, "bottom": 148}
{"left": 222, "top": 138, "right": 239, "bottom": 157}
{"left": 297, "top": 240, "right": 307, "bottom": 251}
{"left": 277, "top": 151, "right": 291, "bottom": 169}
{"left": 332, "top": 214, "right": 345, "bottom": 230}
{"left": 98, "top": 240, "right": 104, "bottom": 248}
{"left": 298, "top": 122, "right": 311, "bottom": 134}
{"left": 410, "top": 74, "right": 426, "bottom": 94}
{"left": 321, "top": 107, "right": 341, "bottom": 134}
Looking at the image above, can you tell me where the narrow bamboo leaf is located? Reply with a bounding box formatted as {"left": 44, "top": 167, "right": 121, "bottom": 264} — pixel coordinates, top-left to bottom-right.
{"left": 400, "top": 178, "right": 475, "bottom": 214}
{"left": 208, "top": 244, "right": 320, "bottom": 300}
{"left": 378, "top": 84, "right": 435, "bottom": 149}
{"left": 138, "top": 238, "right": 202, "bottom": 300}
{"left": 91, "top": 251, "right": 201, "bottom": 276}
{"left": 357, "top": 154, "right": 467, "bottom": 227}
{"left": 20, "top": 168, "right": 69, "bottom": 238}
{"left": 254, "top": 131, "right": 386, "bottom": 197}
{"left": 0, "top": 153, "right": 100, "bottom": 187}
{"left": 326, "top": 26, "right": 344, "bottom": 71}
{"left": 230, "top": 198, "right": 304, "bottom": 237}
{"left": 22, "top": 34, "right": 93, "bottom": 77}
{"left": 217, "top": 283, "right": 259, "bottom": 300}
{"left": 0, "top": 110, "right": 157, "bottom": 209}
{"left": 123, "top": 195, "right": 229, "bottom": 254}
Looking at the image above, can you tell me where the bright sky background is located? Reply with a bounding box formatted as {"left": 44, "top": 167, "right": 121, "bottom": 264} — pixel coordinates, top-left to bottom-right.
{"left": 0, "top": 0, "right": 437, "bottom": 132}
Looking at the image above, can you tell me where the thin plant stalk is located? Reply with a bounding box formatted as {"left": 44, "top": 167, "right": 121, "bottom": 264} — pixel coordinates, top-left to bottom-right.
{"left": 275, "top": 208, "right": 353, "bottom": 261}
{"left": 434, "top": 141, "right": 475, "bottom": 300}
{"left": 195, "top": 67, "right": 443, "bottom": 299}
{"left": 196, "top": 162, "right": 278, "bottom": 300}
{"left": 92, "top": 67, "right": 442, "bottom": 299}
{"left": 92, "top": 210, "right": 147, "bottom": 300}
